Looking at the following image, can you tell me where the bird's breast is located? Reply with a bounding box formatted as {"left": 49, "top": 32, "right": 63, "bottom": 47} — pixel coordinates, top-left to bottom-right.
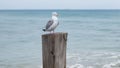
{"left": 48, "top": 21, "right": 59, "bottom": 31}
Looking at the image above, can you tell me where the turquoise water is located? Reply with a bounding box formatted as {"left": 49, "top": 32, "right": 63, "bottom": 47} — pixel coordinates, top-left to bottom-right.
{"left": 0, "top": 10, "right": 120, "bottom": 68}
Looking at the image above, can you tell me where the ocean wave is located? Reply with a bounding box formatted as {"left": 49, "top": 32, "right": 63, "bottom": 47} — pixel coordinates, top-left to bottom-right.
{"left": 67, "top": 52, "right": 120, "bottom": 68}
{"left": 68, "top": 64, "right": 94, "bottom": 68}
{"left": 68, "top": 64, "right": 84, "bottom": 68}
{"left": 68, "top": 61, "right": 120, "bottom": 68}
{"left": 103, "top": 60, "right": 120, "bottom": 68}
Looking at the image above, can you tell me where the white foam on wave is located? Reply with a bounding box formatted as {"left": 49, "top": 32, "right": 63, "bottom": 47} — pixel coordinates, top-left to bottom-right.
{"left": 108, "top": 54, "right": 120, "bottom": 59}
{"left": 69, "top": 64, "right": 84, "bottom": 68}
{"left": 109, "top": 55, "right": 119, "bottom": 59}
{"left": 67, "top": 54, "right": 80, "bottom": 59}
{"left": 103, "top": 63, "right": 114, "bottom": 68}
{"left": 40, "top": 65, "right": 42, "bottom": 68}
{"left": 68, "top": 64, "right": 94, "bottom": 68}
{"left": 103, "top": 60, "right": 120, "bottom": 68}
{"left": 87, "top": 66, "right": 94, "bottom": 68}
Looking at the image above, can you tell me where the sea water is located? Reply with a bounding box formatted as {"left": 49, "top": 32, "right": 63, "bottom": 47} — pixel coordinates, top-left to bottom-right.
{"left": 0, "top": 10, "right": 120, "bottom": 68}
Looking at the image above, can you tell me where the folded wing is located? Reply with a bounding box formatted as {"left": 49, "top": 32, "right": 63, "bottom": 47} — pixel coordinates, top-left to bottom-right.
{"left": 46, "top": 20, "right": 54, "bottom": 30}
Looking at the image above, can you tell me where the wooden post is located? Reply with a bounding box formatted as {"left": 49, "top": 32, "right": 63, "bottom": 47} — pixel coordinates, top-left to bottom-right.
{"left": 42, "top": 32, "right": 68, "bottom": 68}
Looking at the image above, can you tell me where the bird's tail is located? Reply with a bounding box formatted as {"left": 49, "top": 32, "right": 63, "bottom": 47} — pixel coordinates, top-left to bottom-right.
{"left": 42, "top": 28, "right": 46, "bottom": 31}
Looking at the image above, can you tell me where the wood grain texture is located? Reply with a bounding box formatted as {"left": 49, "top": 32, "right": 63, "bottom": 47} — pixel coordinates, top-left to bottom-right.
{"left": 42, "top": 32, "right": 68, "bottom": 68}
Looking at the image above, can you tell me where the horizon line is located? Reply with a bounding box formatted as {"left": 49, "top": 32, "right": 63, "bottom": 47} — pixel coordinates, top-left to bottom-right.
{"left": 0, "top": 9, "right": 120, "bottom": 11}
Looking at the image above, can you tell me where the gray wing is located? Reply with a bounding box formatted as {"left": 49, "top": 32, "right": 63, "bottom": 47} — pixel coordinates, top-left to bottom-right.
{"left": 46, "top": 20, "right": 54, "bottom": 29}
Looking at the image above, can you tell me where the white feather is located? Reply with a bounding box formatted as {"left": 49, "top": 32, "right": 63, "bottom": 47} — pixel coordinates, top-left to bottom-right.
{"left": 47, "top": 16, "right": 59, "bottom": 31}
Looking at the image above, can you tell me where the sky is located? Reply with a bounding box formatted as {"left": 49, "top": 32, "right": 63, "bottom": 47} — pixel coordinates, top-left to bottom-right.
{"left": 0, "top": 0, "right": 120, "bottom": 9}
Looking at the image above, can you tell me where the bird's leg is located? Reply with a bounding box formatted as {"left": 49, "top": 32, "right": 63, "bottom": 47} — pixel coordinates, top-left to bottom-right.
{"left": 50, "top": 31, "right": 52, "bottom": 34}
{"left": 53, "top": 30, "right": 55, "bottom": 33}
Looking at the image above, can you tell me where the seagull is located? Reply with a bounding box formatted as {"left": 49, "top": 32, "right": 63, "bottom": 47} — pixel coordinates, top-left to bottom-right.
{"left": 43, "top": 12, "right": 59, "bottom": 33}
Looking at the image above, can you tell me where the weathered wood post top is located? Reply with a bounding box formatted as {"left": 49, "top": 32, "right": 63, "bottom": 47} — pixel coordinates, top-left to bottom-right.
{"left": 42, "top": 32, "right": 68, "bottom": 68}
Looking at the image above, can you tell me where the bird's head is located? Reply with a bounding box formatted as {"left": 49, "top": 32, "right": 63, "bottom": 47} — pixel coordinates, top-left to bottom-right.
{"left": 52, "top": 12, "right": 59, "bottom": 17}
